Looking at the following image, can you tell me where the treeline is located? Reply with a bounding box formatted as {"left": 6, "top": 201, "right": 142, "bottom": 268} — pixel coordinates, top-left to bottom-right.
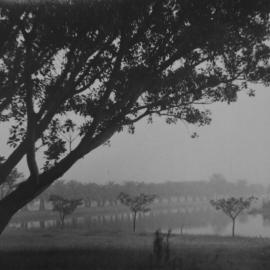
{"left": 38, "top": 174, "right": 265, "bottom": 208}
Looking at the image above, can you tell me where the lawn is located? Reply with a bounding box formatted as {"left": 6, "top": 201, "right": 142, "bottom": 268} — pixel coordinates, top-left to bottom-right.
{"left": 1, "top": 229, "right": 270, "bottom": 270}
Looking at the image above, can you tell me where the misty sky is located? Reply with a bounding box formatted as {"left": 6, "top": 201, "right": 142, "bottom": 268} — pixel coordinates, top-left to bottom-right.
{"left": 1, "top": 84, "right": 270, "bottom": 185}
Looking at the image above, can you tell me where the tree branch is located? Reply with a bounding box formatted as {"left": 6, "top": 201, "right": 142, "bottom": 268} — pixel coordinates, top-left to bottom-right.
{"left": 24, "top": 33, "right": 39, "bottom": 183}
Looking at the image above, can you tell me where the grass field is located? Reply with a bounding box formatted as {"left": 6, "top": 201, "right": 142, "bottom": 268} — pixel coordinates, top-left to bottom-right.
{"left": 1, "top": 229, "right": 270, "bottom": 270}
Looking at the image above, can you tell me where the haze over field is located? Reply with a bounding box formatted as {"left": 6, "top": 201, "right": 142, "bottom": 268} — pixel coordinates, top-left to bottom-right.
{"left": 1, "top": 85, "right": 270, "bottom": 184}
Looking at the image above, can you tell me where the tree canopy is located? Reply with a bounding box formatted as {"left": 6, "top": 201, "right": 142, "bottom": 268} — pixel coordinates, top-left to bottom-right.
{"left": 41, "top": 177, "right": 264, "bottom": 208}
{"left": 49, "top": 194, "right": 82, "bottom": 227}
{"left": 210, "top": 196, "right": 256, "bottom": 236}
{"left": 118, "top": 192, "right": 156, "bottom": 232}
{"left": 0, "top": 0, "right": 269, "bottom": 233}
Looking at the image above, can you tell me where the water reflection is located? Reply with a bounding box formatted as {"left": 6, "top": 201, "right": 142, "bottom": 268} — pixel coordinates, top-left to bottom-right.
{"left": 8, "top": 207, "right": 270, "bottom": 237}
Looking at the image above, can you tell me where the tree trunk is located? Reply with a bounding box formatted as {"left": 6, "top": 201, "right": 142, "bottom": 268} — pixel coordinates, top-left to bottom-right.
{"left": 0, "top": 176, "right": 52, "bottom": 234}
{"left": 180, "top": 225, "right": 184, "bottom": 235}
{"left": 0, "top": 204, "right": 18, "bottom": 234}
{"left": 133, "top": 212, "right": 137, "bottom": 233}
{"left": 60, "top": 214, "right": 65, "bottom": 229}
{"left": 0, "top": 126, "right": 117, "bottom": 234}
{"left": 40, "top": 220, "right": 45, "bottom": 229}
{"left": 0, "top": 144, "right": 85, "bottom": 234}
{"left": 0, "top": 186, "right": 3, "bottom": 200}
{"left": 232, "top": 218, "right": 236, "bottom": 237}
{"left": 39, "top": 197, "right": 45, "bottom": 211}
{"left": 85, "top": 199, "right": 91, "bottom": 207}
{"left": 99, "top": 200, "right": 105, "bottom": 207}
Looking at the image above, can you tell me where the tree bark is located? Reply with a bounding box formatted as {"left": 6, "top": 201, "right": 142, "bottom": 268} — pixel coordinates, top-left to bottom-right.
{"left": 85, "top": 199, "right": 91, "bottom": 207}
{"left": 60, "top": 213, "right": 65, "bottom": 229}
{"left": 0, "top": 203, "right": 18, "bottom": 234}
{"left": 232, "top": 218, "right": 236, "bottom": 237}
{"left": 0, "top": 178, "right": 51, "bottom": 234}
{"left": 39, "top": 198, "right": 46, "bottom": 211}
{"left": 180, "top": 225, "right": 184, "bottom": 235}
{"left": 133, "top": 212, "right": 137, "bottom": 233}
{"left": 39, "top": 220, "right": 44, "bottom": 229}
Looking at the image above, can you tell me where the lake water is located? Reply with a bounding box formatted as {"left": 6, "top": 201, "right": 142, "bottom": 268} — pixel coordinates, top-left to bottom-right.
{"left": 9, "top": 206, "right": 270, "bottom": 238}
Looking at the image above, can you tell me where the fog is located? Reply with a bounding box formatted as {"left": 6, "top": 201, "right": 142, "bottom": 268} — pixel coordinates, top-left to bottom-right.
{"left": 1, "top": 84, "right": 268, "bottom": 185}
{"left": 62, "top": 84, "right": 270, "bottom": 184}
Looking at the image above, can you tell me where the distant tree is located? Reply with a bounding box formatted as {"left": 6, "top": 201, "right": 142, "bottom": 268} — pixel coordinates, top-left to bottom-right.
{"left": 49, "top": 194, "right": 82, "bottom": 228}
{"left": 105, "top": 181, "right": 120, "bottom": 206}
{"left": 118, "top": 192, "right": 156, "bottom": 232}
{"left": 235, "top": 179, "right": 249, "bottom": 196}
{"left": 65, "top": 180, "right": 84, "bottom": 200}
{"left": 262, "top": 200, "right": 270, "bottom": 213}
{"left": 37, "top": 192, "right": 47, "bottom": 211}
{"left": 210, "top": 196, "right": 256, "bottom": 237}
{"left": 0, "top": 0, "right": 269, "bottom": 234}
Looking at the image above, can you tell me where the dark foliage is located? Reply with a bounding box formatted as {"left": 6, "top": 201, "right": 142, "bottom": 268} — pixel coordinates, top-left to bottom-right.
{"left": 0, "top": 0, "right": 269, "bottom": 233}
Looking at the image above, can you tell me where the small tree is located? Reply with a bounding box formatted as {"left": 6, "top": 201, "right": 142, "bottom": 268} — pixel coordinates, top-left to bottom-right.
{"left": 210, "top": 196, "right": 256, "bottom": 237}
{"left": 118, "top": 192, "right": 156, "bottom": 232}
{"left": 49, "top": 194, "right": 82, "bottom": 228}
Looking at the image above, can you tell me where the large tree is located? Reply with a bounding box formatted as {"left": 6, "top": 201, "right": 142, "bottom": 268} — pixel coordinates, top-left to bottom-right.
{"left": 0, "top": 0, "right": 269, "bottom": 233}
